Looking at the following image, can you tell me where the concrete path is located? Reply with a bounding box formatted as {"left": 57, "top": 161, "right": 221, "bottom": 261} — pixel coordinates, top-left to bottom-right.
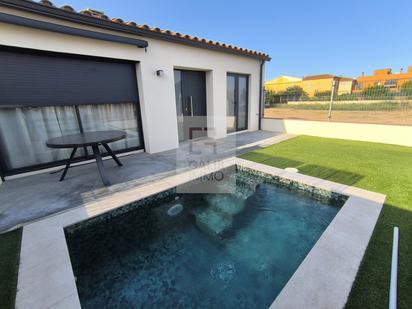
{"left": 0, "top": 131, "right": 293, "bottom": 232}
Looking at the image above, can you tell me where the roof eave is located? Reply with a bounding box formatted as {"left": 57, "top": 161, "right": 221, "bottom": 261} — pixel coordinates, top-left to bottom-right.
{"left": 0, "top": 0, "right": 271, "bottom": 61}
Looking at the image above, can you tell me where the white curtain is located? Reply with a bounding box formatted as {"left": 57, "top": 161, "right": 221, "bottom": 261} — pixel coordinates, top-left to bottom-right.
{"left": 78, "top": 103, "right": 140, "bottom": 152}
{"left": 0, "top": 103, "right": 140, "bottom": 171}
{"left": 0, "top": 106, "right": 80, "bottom": 170}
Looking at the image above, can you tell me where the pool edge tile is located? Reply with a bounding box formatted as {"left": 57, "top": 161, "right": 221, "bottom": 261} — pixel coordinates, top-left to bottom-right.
{"left": 16, "top": 227, "right": 81, "bottom": 309}
{"left": 16, "top": 155, "right": 386, "bottom": 309}
{"left": 269, "top": 195, "right": 384, "bottom": 309}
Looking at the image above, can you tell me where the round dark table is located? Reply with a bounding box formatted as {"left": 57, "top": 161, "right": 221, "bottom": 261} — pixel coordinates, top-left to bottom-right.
{"left": 46, "top": 130, "right": 126, "bottom": 186}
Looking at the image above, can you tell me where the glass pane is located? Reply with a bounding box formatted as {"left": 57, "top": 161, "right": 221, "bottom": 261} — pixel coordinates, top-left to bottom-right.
{"left": 78, "top": 103, "right": 141, "bottom": 152}
{"left": 0, "top": 106, "right": 81, "bottom": 170}
{"left": 226, "top": 75, "right": 236, "bottom": 133}
{"left": 174, "top": 70, "right": 185, "bottom": 141}
{"left": 174, "top": 70, "right": 183, "bottom": 116}
{"left": 237, "top": 76, "right": 248, "bottom": 130}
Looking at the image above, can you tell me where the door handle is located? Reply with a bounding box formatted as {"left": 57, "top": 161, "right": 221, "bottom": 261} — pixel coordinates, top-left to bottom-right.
{"left": 190, "top": 96, "right": 194, "bottom": 117}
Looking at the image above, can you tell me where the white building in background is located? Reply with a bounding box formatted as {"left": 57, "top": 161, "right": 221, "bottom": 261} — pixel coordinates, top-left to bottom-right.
{"left": 0, "top": 0, "right": 270, "bottom": 179}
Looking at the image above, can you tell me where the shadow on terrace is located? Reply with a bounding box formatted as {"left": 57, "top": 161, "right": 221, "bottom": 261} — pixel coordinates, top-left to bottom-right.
{"left": 0, "top": 131, "right": 285, "bottom": 232}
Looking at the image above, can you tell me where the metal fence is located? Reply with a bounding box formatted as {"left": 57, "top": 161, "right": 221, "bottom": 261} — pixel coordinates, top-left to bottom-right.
{"left": 264, "top": 79, "right": 412, "bottom": 126}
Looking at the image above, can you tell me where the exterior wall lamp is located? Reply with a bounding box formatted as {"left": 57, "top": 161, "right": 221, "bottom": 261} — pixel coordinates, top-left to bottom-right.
{"left": 156, "top": 70, "right": 164, "bottom": 77}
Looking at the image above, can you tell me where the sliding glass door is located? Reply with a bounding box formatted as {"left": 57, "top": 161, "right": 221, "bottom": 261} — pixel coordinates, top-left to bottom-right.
{"left": 174, "top": 69, "right": 207, "bottom": 141}
{"left": 0, "top": 106, "right": 81, "bottom": 172}
{"left": 0, "top": 47, "right": 144, "bottom": 177}
{"left": 0, "top": 103, "right": 143, "bottom": 175}
{"left": 78, "top": 103, "right": 142, "bottom": 152}
{"left": 227, "top": 74, "right": 249, "bottom": 133}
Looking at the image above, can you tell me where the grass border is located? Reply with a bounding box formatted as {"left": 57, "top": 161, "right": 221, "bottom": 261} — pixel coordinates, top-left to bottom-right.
{"left": 0, "top": 228, "right": 22, "bottom": 309}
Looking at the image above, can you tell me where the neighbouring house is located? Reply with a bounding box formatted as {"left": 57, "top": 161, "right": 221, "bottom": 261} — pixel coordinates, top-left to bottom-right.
{"left": 265, "top": 74, "right": 354, "bottom": 97}
{"left": 335, "top": 77, "right": 355, "bottom": 96}
{"left": 264, "top": 76, "right": 302, "bottom": 92}
{"left": 0, "top": 0, "right": 270, "bottom": 179}
{"left": 353, "top": 67, "right": 412, "bottom": 92}
{"left": 301, "top": 74, "right": 354, "bottom": 97}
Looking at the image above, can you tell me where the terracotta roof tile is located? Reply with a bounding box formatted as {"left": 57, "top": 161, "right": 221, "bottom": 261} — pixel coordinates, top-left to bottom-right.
{"left": 39, "top": 0, "right": 54, "bottom": 7}
{"left": 79, "top": 9, "right": 91, "bottom": 16}
{"left": 60, "top": 5, "right": 74, "bottom": 12}
{"left": 111, "top": 18, "right": 124, "bottom": 23}
{"left": 28, "top": 1, "right": 270, "bottom": 60}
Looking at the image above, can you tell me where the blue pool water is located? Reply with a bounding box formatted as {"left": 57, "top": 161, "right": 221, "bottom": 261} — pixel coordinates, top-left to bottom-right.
{"left": 66, "top": 168, "right": 345, "bottom": 308}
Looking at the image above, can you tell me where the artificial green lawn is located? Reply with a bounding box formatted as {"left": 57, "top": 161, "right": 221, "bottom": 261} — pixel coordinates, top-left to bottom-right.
{"left": 0, "top": 228, "right": 22, "bottom": 309}
{"left": 239, "top": 135, "right": 412, "bottom": 309}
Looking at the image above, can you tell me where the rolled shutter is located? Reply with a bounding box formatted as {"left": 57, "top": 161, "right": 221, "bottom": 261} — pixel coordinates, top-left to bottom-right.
{"left": 0, "top": 48, "right": 139, "bottom": 107}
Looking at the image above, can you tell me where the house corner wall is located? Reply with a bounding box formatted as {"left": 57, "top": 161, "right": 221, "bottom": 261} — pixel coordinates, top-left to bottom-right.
{"left": 0, "top": 6, "right": 264, "bottom": 158}
{"left": 136, "top": 62, "right": 179, "bottom": 154}
{"left": 206, "top": 70, "right": 226, "bottom": 139}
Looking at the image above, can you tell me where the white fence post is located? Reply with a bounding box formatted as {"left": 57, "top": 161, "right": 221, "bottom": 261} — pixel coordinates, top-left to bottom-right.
{"left": 389, "top": 226, "right": 399, "bottom": 309}
{"left": 328, "top": 78, "right": 337, "bottom": 121}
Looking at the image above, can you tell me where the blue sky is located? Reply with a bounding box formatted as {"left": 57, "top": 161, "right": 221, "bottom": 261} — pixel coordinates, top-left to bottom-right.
{"left": 53, "top": 0, "right": 412, "bottom": 80}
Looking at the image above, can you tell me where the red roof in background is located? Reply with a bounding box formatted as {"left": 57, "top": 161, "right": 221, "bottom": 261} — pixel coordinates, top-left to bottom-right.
{"left": 303, "top": 74, "right": 353, "bottom": 81}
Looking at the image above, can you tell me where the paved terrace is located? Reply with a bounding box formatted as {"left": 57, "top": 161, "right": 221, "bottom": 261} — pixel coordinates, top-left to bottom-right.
{"left": 0, "top": 131, "right": 292, "bottom": 232}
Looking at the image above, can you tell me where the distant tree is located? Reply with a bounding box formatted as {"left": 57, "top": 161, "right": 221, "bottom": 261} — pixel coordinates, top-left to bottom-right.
{"left": 265, "top": 91, "right": 279, "bottom": 105}
{"left": 314, "top": 90, "right": 332, "bottom": 100}
{"left": 265, "top": 86, "right": 309, "bottom": 105}
{"left": 361, "top": 85, "right": 391, "bottom": 99}
{"left": 272, "top": 86, "right": 307, "bottom": 102}
{"left": 281, "top": 86, "right": 308, "bottom": 97}
{"left": 336, "top": 93, "right": 359, "bottom": 101}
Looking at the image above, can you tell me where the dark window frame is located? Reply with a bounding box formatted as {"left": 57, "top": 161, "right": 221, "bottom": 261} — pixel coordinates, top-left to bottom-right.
{"left": 384, "top": 79, "right": 398, "bottom": 88}
{"left": 227, "top": 72, "right": 249, "bottom": 132}
{"left": 355, "top": 82, "right": 363, "bottom": 90}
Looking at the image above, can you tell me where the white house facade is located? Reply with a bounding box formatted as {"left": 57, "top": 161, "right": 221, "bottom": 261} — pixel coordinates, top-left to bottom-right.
{"left": 0, "top": 0, "right": 270, "bottom": 179}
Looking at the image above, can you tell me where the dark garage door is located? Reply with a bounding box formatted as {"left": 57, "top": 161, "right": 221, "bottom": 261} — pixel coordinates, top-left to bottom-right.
{"left": 0, "top": 47, "right": 144, "bottom": 176}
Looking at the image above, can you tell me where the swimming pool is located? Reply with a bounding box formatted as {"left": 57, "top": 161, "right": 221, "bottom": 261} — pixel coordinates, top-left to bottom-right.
{"left": 65, "top": 166, "right": 347, "bottom": 308}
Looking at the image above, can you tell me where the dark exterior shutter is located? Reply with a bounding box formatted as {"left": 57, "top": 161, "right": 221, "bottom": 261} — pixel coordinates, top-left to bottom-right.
{"left": 0, "top": 48, "right": 139, "bottom": 107}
